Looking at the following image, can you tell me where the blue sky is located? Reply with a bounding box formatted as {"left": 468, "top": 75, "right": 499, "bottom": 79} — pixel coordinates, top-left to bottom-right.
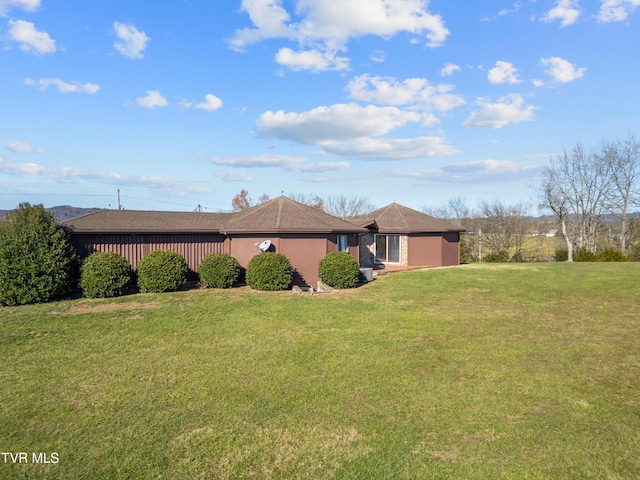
{"left": 1, "top": 0, "right": 638, "bottom": 213}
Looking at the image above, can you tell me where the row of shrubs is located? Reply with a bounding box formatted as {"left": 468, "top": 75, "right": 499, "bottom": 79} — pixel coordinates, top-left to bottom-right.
{"left": 554, "top": 248, "right": 628, "bottom": 262}
{"left": 79, "top": 250, "right": 361, "bottom": 299}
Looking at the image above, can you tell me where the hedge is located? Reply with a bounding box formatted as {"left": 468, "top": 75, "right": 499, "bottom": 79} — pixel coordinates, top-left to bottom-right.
{"left": 137, "top": 250, "right": 188, "bottom": 293}
{"left": 246, "top": 252, "right": 293, "bottom": 291}
{"left": 80, "top": 252, "right": 132, "bottom": 298}
{"left": 198, "top": 253, "right": 240, "bottom": 288}
{"left": 318, "top": 251, "right": 360, "bottom": 289}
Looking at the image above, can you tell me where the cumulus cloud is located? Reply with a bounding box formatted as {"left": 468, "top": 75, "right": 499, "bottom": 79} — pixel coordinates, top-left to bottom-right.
{"left": 194, "top": 94, "right": 223, "bottom": 112}
{"left": 540, "top": 56, "right": 586, "bottom": 83}
{"left": 5, "top": 139, "right": 43, "bottom": 153}
{"left": 275, "top": 47, "right": 350, "bottom": 72}
{"left": 230, "top": 0, "right": 449, "bottom": 71}
{"left": 463, "top": 94, "right": 538, "bottom": 129}
{"left": 440, "top": 62, "right": 460, "bottom": 76}
{"left": 134, "top": 90, "right": 168, "bottom": 108}
{"left": 113, "top": 22, "right": 150, "bottom": 59}
{"left": 347, "top": 75, "right": 465, "bottom": 112}
{"left": 0, "top": 0, "right": 40, "bottom": 16}
{"left": 598, "top": 0, "right": 640, "bottom": 22}
{"left": 321, "top": 136, "right": 460, "bottom": 160}
{"left": 24, "top": 77, "right": 100, "bottom": 94}
{"left": 542, "top": 0, "right": 581, "bottom": 26}
{"left": 487, "top": 61, "right": 521, "bottom": 84}
{"left": 257, "top": 103, "right": 421, "bottom": 144}
{"left": 8, "top": 19, "right": 56, "bottom": 55}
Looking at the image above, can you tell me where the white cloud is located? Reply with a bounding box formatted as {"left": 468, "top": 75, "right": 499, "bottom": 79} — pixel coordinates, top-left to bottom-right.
{"left": 598, "top": 0, "right": 640, "bottom": 22}
{"left": 347, "top": 75, "right": 465, "bottom": 111}
{"left": 0, "top": 0, "right": 40, "bottom": 16}
{"left": 498, "top": 2, "right": 524, "bottom": 17}
{"left": 275, "top": 47, "right": 350, "bottom": 72}
{"left": 440, "top": 62, "right": 460, "bottom": 76}
{"left": 257, "top": 103, "right": 421, "bottom": 144}
{"left": 487, "top": 61, "right": 521, "bottom": 84}
{"left": 230, "top": 0, "right": 449, "bottom": 71}
{"left": 540, "top": 56, "right": 586, "bottom": 83}
{"left": 195, "top": 94, "right": 223, "bottom": 112}
{"left": 113, "top": 22, "right": 150, "bottom": 59}
{"left": 5, "top": 139, "right": 43, "bottom": 153}
{"left": 0, "top": 158, "right": 208, "bottom": 192}
{"left": 134, "top": 90, "right": 168, "bottom": 108}
{"left": 215, "top": 171, "right": 253, "bottom": 182}
{"left": 8, "top": 19, "right": 56, "bottom": 55}
{"left": 24, "top": 77, "right": 100, "bottom": 94}
{"left": 463, "top": 94, "right": 538, "bottom": 129}
{"left": 210, "top": 154, "right": 349, "bottom": 172}
{"left": 370, "top": 49, "right": 386, "bottom": 63}
{"left": 542, "top": 0, "right": 581, "bottom": 26}
{"left": 321, "top": 136, "right": 460, "bottom": 160}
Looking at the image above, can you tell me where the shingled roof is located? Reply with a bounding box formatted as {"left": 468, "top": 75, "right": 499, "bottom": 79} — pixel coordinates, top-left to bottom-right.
{"left": 61, "top": 196, "right": 367, "bottom": 234}
{"left": 61, "top": 209, "right": 233, "bottom": 233}
{"left": 357, "top": 203, "right": 465, "bottom": 234}
{"left": 222, "top": 196, "right": 367, "bottom": 234}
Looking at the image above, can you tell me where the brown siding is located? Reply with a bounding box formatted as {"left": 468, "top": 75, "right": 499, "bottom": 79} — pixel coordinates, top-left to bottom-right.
{"left": 229, "top": 233, "right": 342, "bottom": 287}
{"left": 70, "top": 233, "right": 226, "bottom": 274}
{"left": 407, "top": 234, "right": 443, "bottom": 266}
{"left": 441, "top": 232, "right": 461, "bottom": 266}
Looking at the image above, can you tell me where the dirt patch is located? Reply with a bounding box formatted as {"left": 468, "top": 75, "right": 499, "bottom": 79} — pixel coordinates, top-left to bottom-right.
{"left": 51, "top": 301, "right": 161, "bottom": 316}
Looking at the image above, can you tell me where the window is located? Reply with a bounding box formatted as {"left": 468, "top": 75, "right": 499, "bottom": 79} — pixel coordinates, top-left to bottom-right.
{"left": 375, "top": 234, "right": 401, "bottom": 264}
{"left": 337, "top": 234, "right": 349, "bottom": 252}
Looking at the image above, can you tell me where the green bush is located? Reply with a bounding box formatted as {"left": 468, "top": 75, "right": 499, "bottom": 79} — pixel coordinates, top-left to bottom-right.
{"left": 574, "top": 251, "right": 597, "bottom": 262}
{"left": 246, "top": 252, "right": 293, "bottom": 291}
{"left": 0, "top": 203, "right": 77, "bottom": 306}
{"left": 484, "top": 251, "right": 509, "bottom": 263}
{"left": 80, "top": 252, "right": 132, "bottom": 298}
{"left": 318, "top": 251, "right": 360, "bottom": 289}
{"left": 137, "top": 250, "right": 188, "bottom": 293}
{"left": 555, "top": 249, "right": 569, "bottom": 262}
{"left": 198, "top": 253, "right": 240, "bottom": 288}
{"left": 597, "top": 248, "right": 627, "bottom": 262}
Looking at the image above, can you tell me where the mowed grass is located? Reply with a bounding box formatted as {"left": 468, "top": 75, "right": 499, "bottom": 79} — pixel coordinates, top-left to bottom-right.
{"left": 1, "top": 263, "right": 639, "bottom": 479}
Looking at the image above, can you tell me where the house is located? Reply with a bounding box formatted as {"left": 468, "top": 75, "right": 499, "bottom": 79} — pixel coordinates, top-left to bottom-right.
{"left": 62, "top": 196, "right": 463, "bottom": 289}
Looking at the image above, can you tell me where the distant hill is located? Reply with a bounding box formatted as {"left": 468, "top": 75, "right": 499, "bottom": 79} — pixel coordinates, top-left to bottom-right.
{"left": 0, "top": 205, "right": 102, "bottom": 222}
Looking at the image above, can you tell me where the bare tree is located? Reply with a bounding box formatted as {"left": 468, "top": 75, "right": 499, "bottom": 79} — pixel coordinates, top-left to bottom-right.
{"left": 287, "top": 193, "right": 325, "bottom": 211}
{"left": 539, "top": 143, "right": 613, "bottom": 260}
{"left": 324, "top": 195, "right": 375, "bottom": 219}
{"left": 478, "top": 200, "right": 530, "bottom": 260}
{"left": 600, "top": 134, "right": 640, "bottom": 253}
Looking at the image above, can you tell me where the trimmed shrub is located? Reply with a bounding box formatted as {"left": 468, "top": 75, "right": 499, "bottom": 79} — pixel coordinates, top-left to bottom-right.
{"left": 597, "top": 248, "right": 627, "bottom": 262}
{"left": 80, "top": 252, "right": 132, "bottom": 298}
{"left": 198, "top": 253, "right": 240, "bottom": 288}
{"left": 0, "top": 203, "right": 77, "bottom": 306}
{"left": 137, "top": 250, "right": 188, "bottom": 293}
{"left": 318, "top": 251, "right": 360, "bottom": 289}
{"left": 246, "top": 252, "right": 293, "bottom": 291}
{"left": 555, "top": 249, "right": 569, "bottom": 262}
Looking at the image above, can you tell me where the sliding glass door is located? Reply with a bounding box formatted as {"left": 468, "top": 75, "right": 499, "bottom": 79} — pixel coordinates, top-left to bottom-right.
{"left": 375, "top": 234, "right": 401, "bottom": 264}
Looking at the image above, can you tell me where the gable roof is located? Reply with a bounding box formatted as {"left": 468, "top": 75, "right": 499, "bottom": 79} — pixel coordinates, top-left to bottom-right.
{"left": 359, "top": 203, "right": 465, "bottom": 234}
{"left": 222, "top": 196, "right": 367, "bottom": 234}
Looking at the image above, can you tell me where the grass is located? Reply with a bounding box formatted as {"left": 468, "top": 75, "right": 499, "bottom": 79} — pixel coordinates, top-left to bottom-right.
{"left": 1, "top": 263, "right": 639, "bottom": 479}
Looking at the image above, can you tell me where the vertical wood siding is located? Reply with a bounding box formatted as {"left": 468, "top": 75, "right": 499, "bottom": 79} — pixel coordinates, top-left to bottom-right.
{"left": 71, "top": 234, "right": 226, "bottom": 273}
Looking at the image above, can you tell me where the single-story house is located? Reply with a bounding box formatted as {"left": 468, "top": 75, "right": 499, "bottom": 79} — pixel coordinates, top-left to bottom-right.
{"left": 62, "top": 196, "right": 464, "bottom": 289}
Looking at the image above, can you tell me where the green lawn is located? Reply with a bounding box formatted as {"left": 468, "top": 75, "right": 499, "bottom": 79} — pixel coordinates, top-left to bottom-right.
{"left": 1, "top": 263, "right": 639, "bottom": 479}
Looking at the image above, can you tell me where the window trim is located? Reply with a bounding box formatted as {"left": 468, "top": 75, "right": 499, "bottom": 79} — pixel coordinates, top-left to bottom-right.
{"left": 374, "top": 234, "right": 401, "bottom": 264}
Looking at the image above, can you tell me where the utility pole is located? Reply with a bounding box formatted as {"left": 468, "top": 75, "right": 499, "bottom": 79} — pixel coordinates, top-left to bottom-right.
{"left": 117, "top": 189, "right": 122, "bottom": 210}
